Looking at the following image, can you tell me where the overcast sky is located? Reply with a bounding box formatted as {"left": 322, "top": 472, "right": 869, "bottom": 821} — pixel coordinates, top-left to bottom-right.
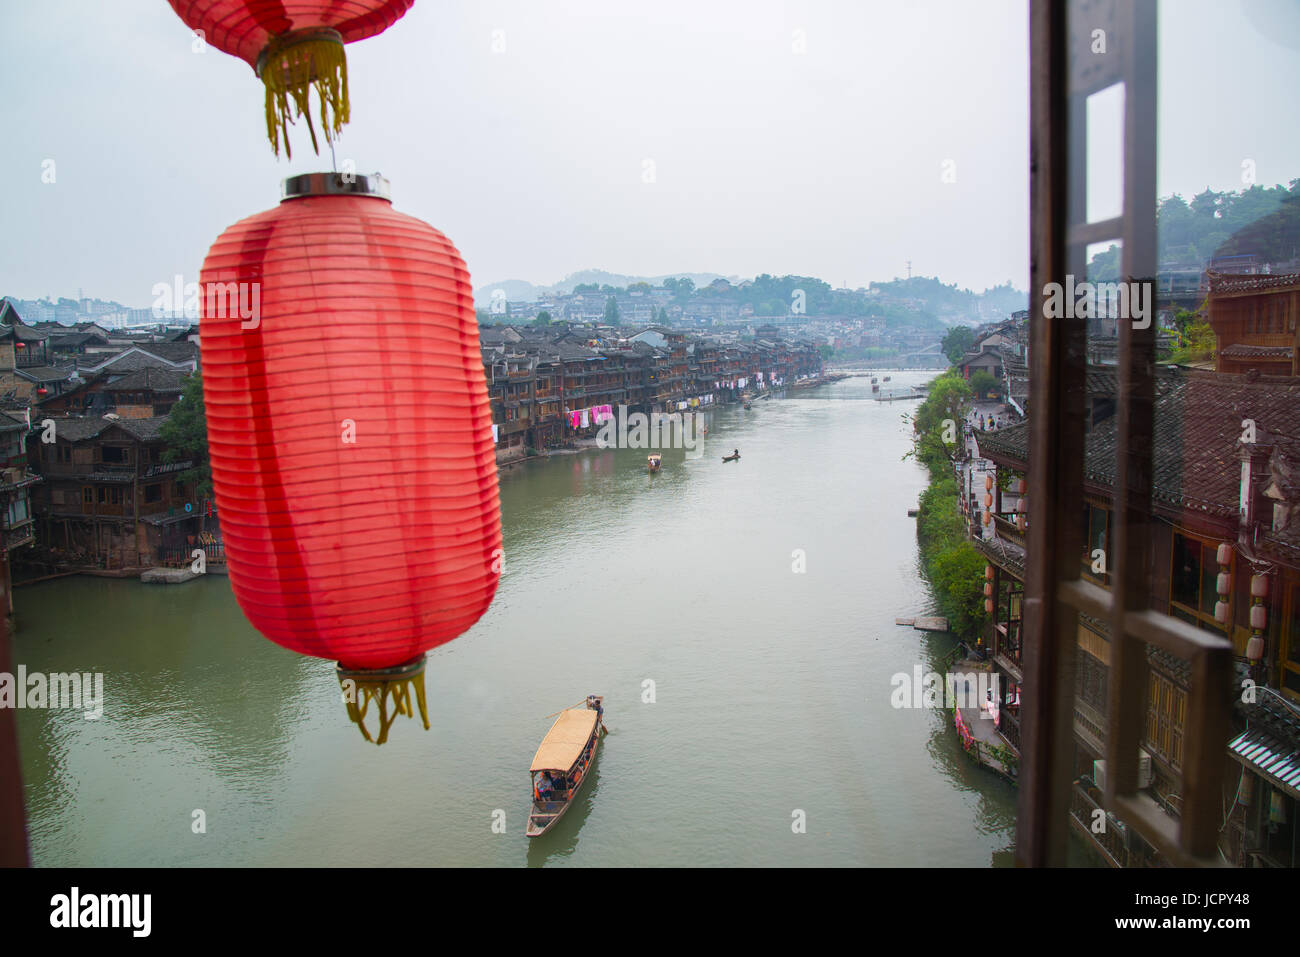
{"left": 2, "top": 0, "right": 1297, "bottom": 308}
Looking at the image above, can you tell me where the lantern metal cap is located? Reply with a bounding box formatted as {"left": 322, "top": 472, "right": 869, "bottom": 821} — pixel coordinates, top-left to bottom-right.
{"left": 281, "top": 172, "right": 391, "bottom": 202}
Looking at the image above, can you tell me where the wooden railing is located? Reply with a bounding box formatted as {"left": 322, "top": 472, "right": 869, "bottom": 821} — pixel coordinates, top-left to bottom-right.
{"left": 161, "top": 543, "right": 226, "bottom": 567}
{"left": 1069, "top": 781, "right": 1127, "bottom": 867}
{"left": 998, "top": 709, "right": 1022, "bottom": 753}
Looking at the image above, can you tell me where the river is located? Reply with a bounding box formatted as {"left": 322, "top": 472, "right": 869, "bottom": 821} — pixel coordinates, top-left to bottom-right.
{"left": 13, "top": 372, "right": 1021, "bottom": 866}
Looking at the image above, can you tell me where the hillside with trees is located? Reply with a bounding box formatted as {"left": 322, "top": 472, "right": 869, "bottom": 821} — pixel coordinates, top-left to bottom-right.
{"left": 1088, "top": 178, "right": 1300, "bottom": 280}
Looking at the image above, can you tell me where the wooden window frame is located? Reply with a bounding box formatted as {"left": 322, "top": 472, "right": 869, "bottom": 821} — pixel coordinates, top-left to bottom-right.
{"left": 1018, "top": 0, "right": 1232, "bottom": 866}
{"left": 1168, "top": 532, "right": 1231, "bottom": 636}
{"left": 1282, "top": 584, "right": 1300, "bottom": 703}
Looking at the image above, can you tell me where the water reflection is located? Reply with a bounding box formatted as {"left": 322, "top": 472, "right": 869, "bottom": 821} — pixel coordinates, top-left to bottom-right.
{"left": 525, "top": 759, "right": 604, "bottom": 867}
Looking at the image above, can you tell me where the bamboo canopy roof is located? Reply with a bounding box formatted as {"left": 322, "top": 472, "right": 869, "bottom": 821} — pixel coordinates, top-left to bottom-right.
{"left": 530, "top": 708, "right": 598, "bottom": 772}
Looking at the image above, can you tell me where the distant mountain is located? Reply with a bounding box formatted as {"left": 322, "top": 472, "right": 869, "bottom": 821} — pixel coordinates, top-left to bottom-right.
{"left": 475, "top": 270, "right": 732, "bottom": 304}
{"left": 1213, "top": 194, "right": 1300, "bottom": 264}
{"left": 867, "top": 276, "right": 1028, "bottom": 323}
{"left": 554, "top": 270, "right": 732, "bottom": 293}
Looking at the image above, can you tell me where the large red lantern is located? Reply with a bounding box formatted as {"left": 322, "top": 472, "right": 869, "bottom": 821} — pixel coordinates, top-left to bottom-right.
{"left": 167, "top": 0, "right": 415, "bottom": 157}
{"left": 199, "top": 172, "right": 501, "bottom": 743}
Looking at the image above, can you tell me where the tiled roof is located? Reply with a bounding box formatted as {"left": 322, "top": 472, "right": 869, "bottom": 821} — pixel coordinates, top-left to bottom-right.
{"left": 975, "top": 534, "right": 1027, "bottom": 580}
{"left": 978, "top": 369, "right": 1300, "bottom": 516}
{"left": 45, "top": 417, "right": 113, "bottom": 442}
{"left": 136, "top": 342, "right": 198, "bottom": 362}
{"left": 114, "top": 416, "right": 170, "bottom": 442}
{"left": 105, "top": 367, "right": 188, "bottom": 392}
{"left": 43, "top": 414, "right": 171, "bottom": 443}
{"left": 1208, "top": 271, "right": 1300, "bottom": 295}
{"left": 1220, "top": 344, "right": 1293, "bottom": 359}
{"left": 6, "top": 324, "right": 50, "bottom": 342}
{"left": 84, "top": 347, "right": 195, "bottom": 373}
{"left": 16, "top": 366, "right": 73, "bottom": 383}
{"left": 49, "top": 332, "right": 108, "bottom": 348}
{"left": 1085, "top": 367, "right": 1119, "bottom": 395}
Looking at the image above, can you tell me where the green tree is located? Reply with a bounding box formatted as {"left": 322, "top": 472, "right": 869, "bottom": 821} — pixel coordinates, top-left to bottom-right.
{"left": 665, "top": 277, "right": 695, "bottom": 301}
{"left": 533, "top": 310, "right": 552, "bottom": 327}
{"left": 941, "top": 326, "right": 975, "bottom": 364}
{"left": 909, "top": 372, "right": 986, "bottom": 640}
{"left": 1167, "top": 306, "right": 1216, "bottom": 364}
{"left": 159, "top": 371, "right": 212, "bottom": 500}
{"left": 818, "top": 344, "right": 835, "bottom": 361}
{"left": 911, "top": 371, "right": 972, "bottom": 468}
{"left": 656, "top": 307, "right": 669, "bottom": 324}
{"left": 969, "top": 369, "right": 1002, "bottom": 399}
{"left": 603, "top": 296, "right": 620, "bottom": 323}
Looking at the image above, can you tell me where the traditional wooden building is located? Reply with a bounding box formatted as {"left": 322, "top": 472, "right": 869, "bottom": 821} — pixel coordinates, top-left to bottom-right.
{"left": 1208, "top": 271, "right": 1300, "bottom": 377}
{"left": 27, "top": 415, "right": 196, "bottom": 570}
{"left": 0, "top": 418, "right": 39, "bottom": 622}
{"left": 37, "top": 367, "right": 186, "bottom": 418}
{"left": 976, "top": 367, "right": 1300, "bottom": 867}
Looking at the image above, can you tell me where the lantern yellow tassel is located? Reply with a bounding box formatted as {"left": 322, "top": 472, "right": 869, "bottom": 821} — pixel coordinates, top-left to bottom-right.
{"left": 257, "top": 28, "right": 350, "bottom": 160}
{"left": 337, "top": 656, "right": 430, "bottom": 745}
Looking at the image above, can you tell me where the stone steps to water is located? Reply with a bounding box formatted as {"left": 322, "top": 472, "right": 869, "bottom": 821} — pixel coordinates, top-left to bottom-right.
{"left": 141, "top": 567, "right": 200, "bottom": 584}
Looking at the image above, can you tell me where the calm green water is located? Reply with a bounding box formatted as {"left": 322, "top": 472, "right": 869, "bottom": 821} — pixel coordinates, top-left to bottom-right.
{"left": 13, "top": 374, "right": 1019, "bottom": 866}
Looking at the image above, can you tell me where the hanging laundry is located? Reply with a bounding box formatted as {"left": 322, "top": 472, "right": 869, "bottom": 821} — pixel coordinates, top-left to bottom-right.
{"left": 492, "top": 424, "right": 499, "bottom": 443}
{"left": 580, "top": 409, "right": 590, "bottom": 428}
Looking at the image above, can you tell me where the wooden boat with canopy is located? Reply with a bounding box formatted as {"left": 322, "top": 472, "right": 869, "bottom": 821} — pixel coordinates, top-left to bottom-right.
{"left": 526, "top": 696, "right": 605, "bottom": 838}
{"left": 647, "top": 454, "right": 662, "bottom": 473}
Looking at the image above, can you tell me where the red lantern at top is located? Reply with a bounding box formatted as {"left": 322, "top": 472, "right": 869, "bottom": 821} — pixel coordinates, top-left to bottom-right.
{"left": 167, "top": 0, "right": 415, "bottom": 157}
{"left": 199, "top": 172, "right": 501, "bottom": 743}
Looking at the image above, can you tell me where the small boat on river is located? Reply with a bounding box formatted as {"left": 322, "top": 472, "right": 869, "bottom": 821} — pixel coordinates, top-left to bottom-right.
{"left": 647, "top": 454, "right": 661, "bottom": 473}
{"left": 526, "top": 696, "right": 605, "bottom": 838}
{"left": 722, "top": 452, "right": 741, "bottom": 462}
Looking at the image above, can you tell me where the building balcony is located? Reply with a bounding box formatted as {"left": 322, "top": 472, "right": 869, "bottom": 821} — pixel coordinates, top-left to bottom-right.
{"left": 143, "top": 460, "right": 192, "bottom": 479}
{"left": 1068, "top": 780, "right": 1129, "bottom": 867}
{"left": 1074, "top": 698, "right": 1108, "bottom": 755}
{"left": 992, "top": 513, "right": 1026, "bottom": 547}
{"left": 992, "top": 707, "right": 1019, "bottom": 754}
{"left": 0, "top": 469, "right": 41, "bottom": 491}
{"left": 2, "top": 520, "right": 35, "bottom": 551}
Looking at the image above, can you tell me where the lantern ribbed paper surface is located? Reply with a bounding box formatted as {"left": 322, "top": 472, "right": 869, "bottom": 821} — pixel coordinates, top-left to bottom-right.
{"left": 199, "top": 176, "right": 501, "bottom": 675}
{"left": 168, "top": 0, "right": 415, "bottom": 156}
{"left": 169, "top": 1, "right": 412, "bottom": 66}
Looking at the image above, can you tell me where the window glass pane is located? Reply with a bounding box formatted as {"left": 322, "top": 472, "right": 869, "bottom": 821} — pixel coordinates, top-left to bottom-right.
{"left": 1198, "top": 544, "right": 1217, "bottom": 616}
{"left": 1171, "top": 534, "right": 1199, "bottom": 608}
{"left": 1089, "top": 506, "right": 1107, "bottom": 557}
{"left": 1086, "top": 83, "right": 1125, "bottom": 224}
{"left": 1290, "top": 588, "right": 1300, "bottom": 666}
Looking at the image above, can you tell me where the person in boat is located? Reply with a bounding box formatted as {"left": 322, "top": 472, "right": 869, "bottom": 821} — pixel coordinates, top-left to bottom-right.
{"left": 732, "top": 449, "right": 739, "bottom": 458}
